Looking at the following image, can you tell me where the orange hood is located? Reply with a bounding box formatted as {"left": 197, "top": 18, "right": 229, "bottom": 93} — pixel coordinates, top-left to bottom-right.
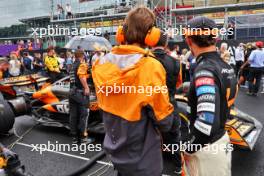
{"left": 92, "top": 45, "right": 173, "bottom": 121}
{"left": 92, "top": 45, "right": 154, "bottom": 90}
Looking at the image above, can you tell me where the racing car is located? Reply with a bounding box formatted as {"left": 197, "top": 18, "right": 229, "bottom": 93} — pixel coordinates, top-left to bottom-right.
{"left": 0, "top": 74, "right": 103, "bottom": 135}
{"left": 0, "top": 75, "right": 262, "bottom": 150}
{"left": 175, "top": 83, "right": 263, "bottom": 150}
{"left": 0, "top": 74, "right": 49, "bottom": 134}
{"left": 29, "top": 76, "right": 104, "bottom": 134}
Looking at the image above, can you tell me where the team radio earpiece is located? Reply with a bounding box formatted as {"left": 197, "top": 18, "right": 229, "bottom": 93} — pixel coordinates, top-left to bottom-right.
{"left": 116, "top": 25, "right": 162, "bottom": 47}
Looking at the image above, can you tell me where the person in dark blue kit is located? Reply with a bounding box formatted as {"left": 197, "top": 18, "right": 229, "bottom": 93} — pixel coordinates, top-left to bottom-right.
{"left": 33, "top": 52, "right": 45, "bottom": 75}
{"left": 187, "top": 51, "right": 196, "bottom": 80}
{"left": 22, "top": 52, "right": 33, "bottom": 75}
{"left": 242, "top": 41, "right": 264, "bottom": 96}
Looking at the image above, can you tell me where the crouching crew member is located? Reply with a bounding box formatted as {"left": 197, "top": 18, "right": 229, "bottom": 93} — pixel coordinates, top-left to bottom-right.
{"left": 92, "top": 7, "right": 179, "bottom": 176}
{"left": 69, "top": 49, "right": 93, "bottom": 144}
{"left": 184, "top": 16, "right": 238, "bottom": 176}
{"left": 152, "top": 32, "right": 182, "bottom": 175}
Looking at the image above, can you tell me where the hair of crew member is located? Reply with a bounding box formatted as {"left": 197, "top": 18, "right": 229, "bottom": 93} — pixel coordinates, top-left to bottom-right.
{"left": 184, "top": 16, "right": 238, "bottom": 176}
{"left": 152, "top": 31, "right": 182, "bottom": 175}
{"left": 92, "top": 6, "right": 179, "bottom": 176}
{"left": 69, "top": 49, "right": 94, "bottom": 144}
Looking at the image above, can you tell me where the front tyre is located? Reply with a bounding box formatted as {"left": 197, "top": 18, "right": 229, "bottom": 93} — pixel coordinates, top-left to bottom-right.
{"left": 0, "top": 93, "right": 15, "bottom": 134}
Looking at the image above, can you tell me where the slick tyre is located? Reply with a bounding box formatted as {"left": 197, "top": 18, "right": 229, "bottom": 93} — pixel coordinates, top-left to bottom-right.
{"left": 0, "top": 93, "right": 15, "bottom": 134}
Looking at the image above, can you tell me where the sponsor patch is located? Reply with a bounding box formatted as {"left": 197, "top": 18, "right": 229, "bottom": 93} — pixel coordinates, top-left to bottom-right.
{"left": 221, "top": 68, "right": 234, "bottom": 74}
{"left": 195, "top": 70, "right": 214, "bottom": 78}
{"left": 198, "top": 112, "right": 215, "bottom": 124}
{"left": 195, "top": 77, "right": 214, "bottom": 87}
{"left": 194, "top": 120, "right": 212, "bottom": 136}
{"left": 197, "top": 102, "right": 215, "bottom": 113}
{"left": 198, "top": 94, "right": 215, "bottom": 103}
{"left": 196, "top": 86, "right": 215, "bottom": 96}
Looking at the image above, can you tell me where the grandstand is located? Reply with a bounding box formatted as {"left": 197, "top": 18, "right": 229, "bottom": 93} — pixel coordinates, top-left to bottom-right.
{"left": 168, "top": 2, "right": 264, "bottom": 41}
{"left": 162, "top": 0, "right": 264, "bottom": 7}
{"left": 0, "top": 0, "right": 263, "bottom": 46}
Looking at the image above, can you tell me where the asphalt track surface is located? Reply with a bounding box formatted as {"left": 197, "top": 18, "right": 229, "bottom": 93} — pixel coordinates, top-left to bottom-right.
{"left": 1, "top": 88, "right": 264, "bottom": 176}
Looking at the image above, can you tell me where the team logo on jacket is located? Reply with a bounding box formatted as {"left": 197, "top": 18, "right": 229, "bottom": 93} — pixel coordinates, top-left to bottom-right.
{"left": 197, "top": 102, "right": 215, "bottom": 113}
{"left": 198, "top": 112, "right": 215, "bottom": 124}
{"left": 195, "top": 77, "right": 214, "bottom": 87}
{"left": 194, "top": 120, "right": 212, "bottom": 136}
{"left": 198, "top": 94, "right": 215, "bottom": 103}
{"left": 221, "top": 68, "right": 234, "bottom": 74}
{"left": 195, "top": 70, "right": 214, "bottom": 78}
{"left": 196, "top": 86, "right": 215, "bottom": 96}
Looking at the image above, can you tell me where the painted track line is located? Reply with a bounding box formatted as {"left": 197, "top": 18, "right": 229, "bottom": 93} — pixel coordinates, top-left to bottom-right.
{"left": 16, "top": 142, "right": 171, "bottom": 176}
{"left": 16, "top": 142, "right": 112, "bottom": 166}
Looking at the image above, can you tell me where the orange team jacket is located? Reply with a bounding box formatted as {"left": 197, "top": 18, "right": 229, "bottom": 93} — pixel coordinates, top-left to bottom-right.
{"left": 92, "top": 45, "right": 178, "bottom": 176}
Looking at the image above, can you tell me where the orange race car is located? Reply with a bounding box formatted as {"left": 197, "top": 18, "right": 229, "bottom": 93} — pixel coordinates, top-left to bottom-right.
{"left": 175, "top": 83, "right": 263, "bottom": 150}
{"left": 0, "top": 74, "right": 103, "bottom": 135}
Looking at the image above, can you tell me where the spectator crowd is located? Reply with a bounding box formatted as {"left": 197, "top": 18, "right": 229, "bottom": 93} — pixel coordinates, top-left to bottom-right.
{"left": 167, "top": 41, "right": 264, "bottom": 95}
{"left": 0, "top": 40, "right": 263, "bottom": 95}
{"left": 57, "top": 3, "right": 73, "bottom": 20}
{"left": 0, "top": 46, "right": 106, "bottom": 83}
